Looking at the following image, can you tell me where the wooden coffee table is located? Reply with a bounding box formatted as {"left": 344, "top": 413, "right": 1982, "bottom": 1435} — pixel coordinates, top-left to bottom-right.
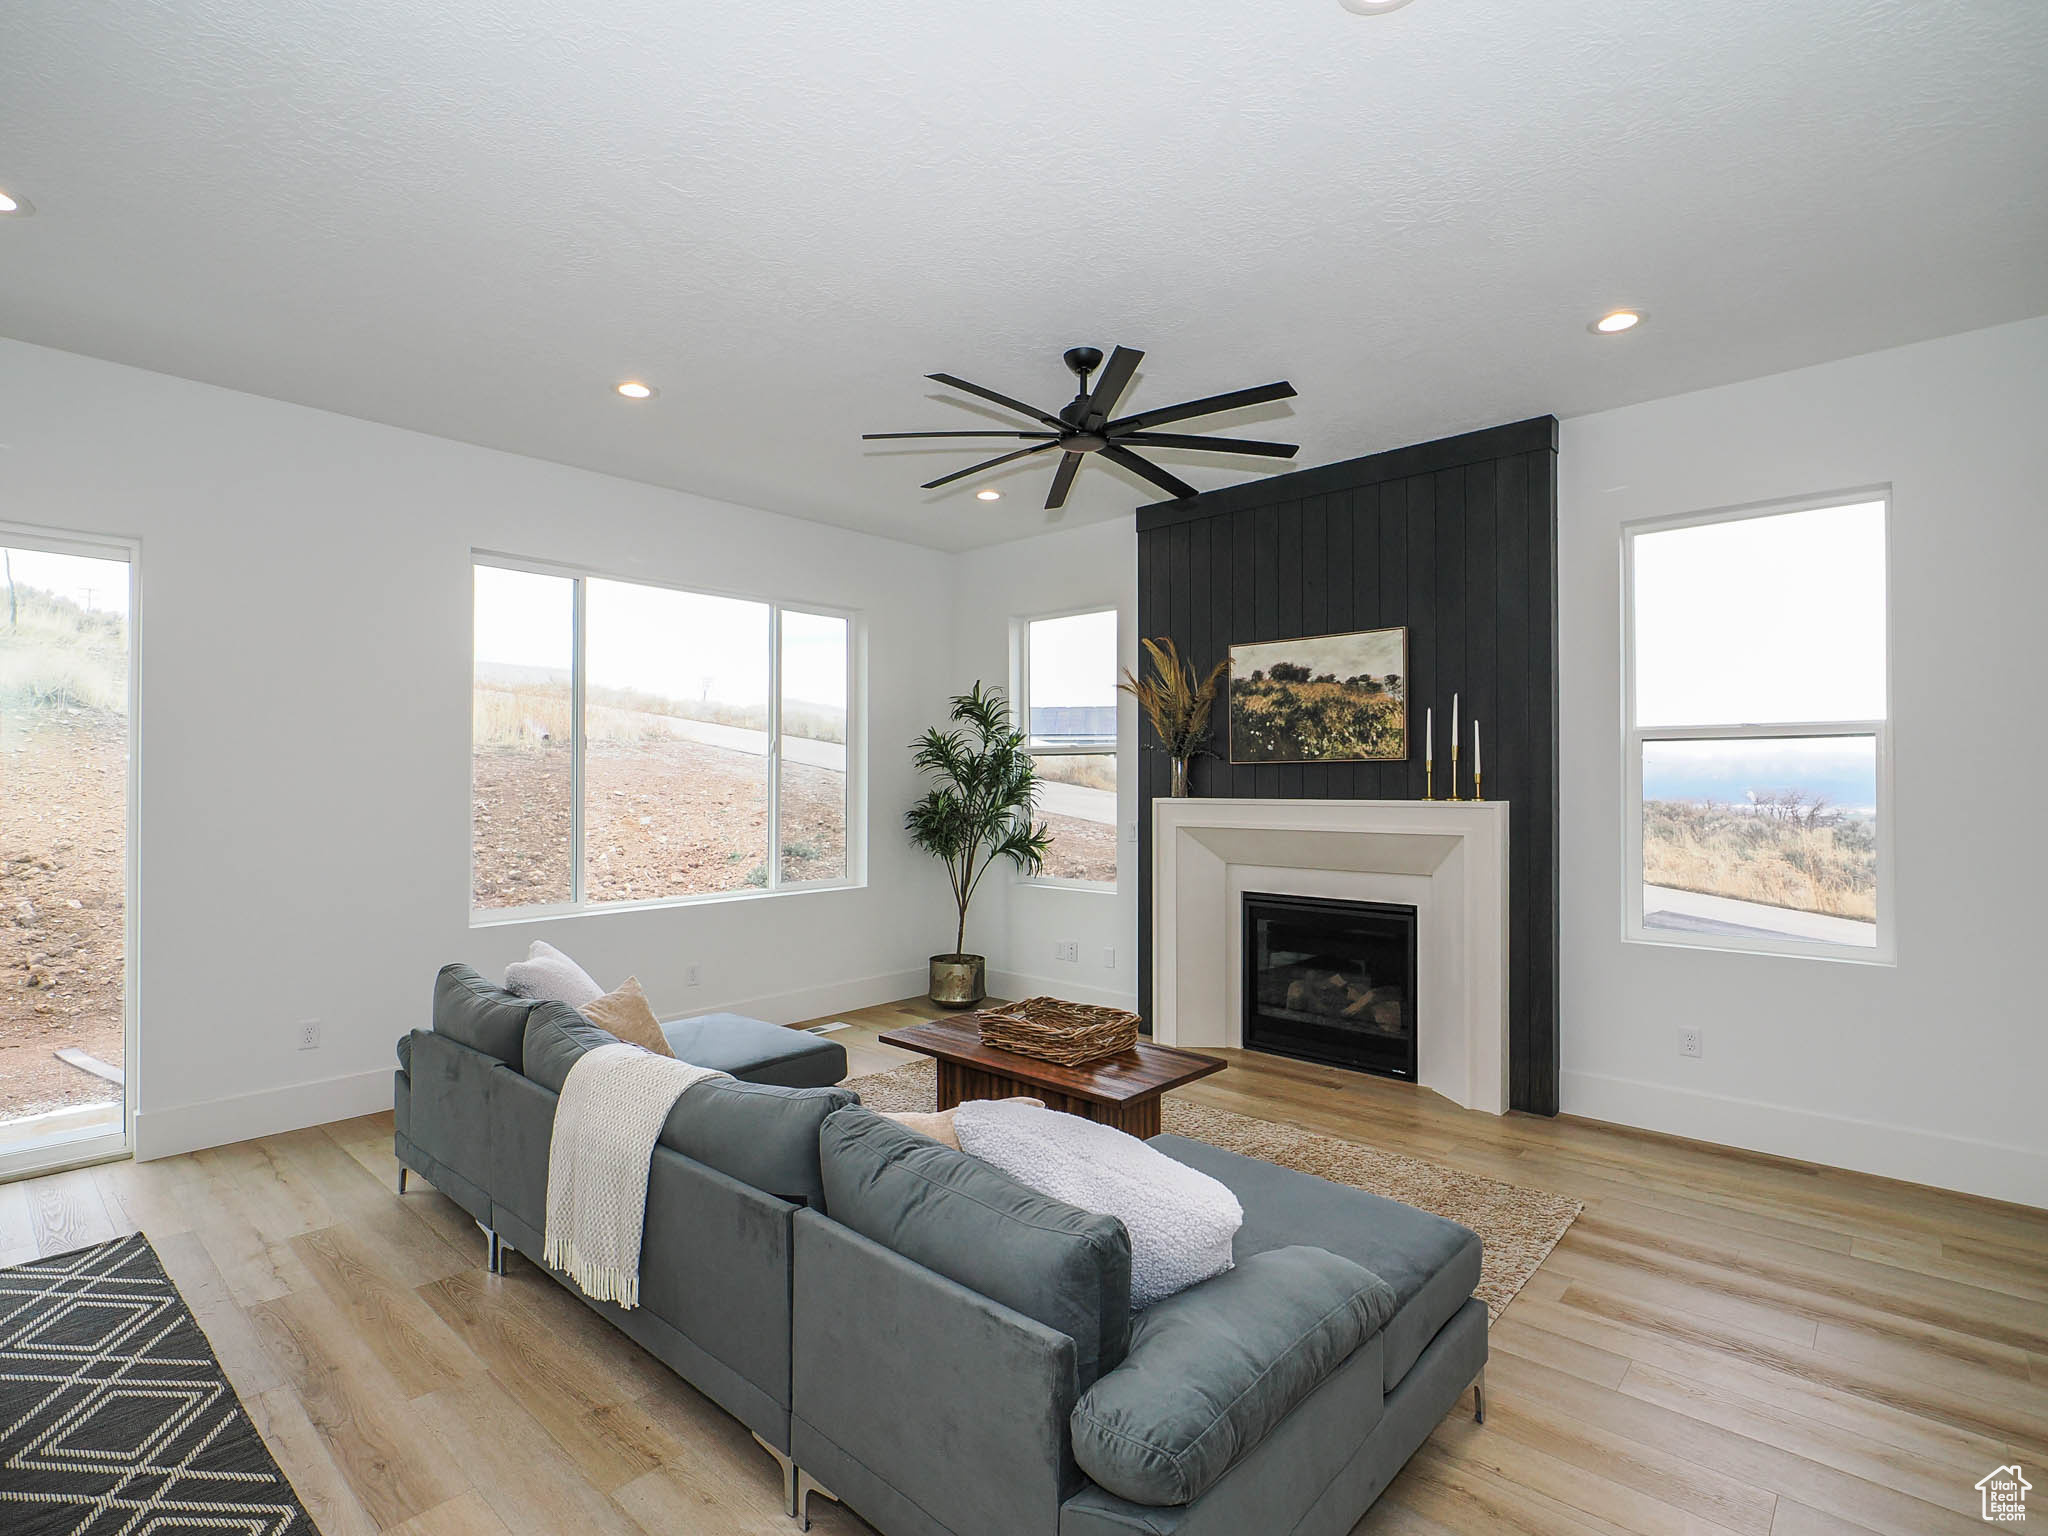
{"left": 878, "top": 1014, "right": 1225, "bottom": 1139}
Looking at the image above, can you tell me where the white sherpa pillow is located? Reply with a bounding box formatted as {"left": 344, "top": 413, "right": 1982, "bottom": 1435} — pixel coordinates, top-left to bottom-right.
{"left": 504, "top": 940, "right": 603, "bottom": 1007}
{"left": 954, "top": 1099, "right": 1243, "bottom": 1307}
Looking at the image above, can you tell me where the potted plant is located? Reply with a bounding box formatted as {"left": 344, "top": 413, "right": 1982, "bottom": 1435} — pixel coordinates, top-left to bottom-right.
{"left": 1120, "top": 637, "right": 1227, "bottom": 797}
{"left": 906, "top": 682, "right": 1052, "bottom": 1007}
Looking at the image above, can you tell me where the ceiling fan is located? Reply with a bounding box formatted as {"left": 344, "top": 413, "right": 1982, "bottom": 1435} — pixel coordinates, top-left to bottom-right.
{"left": 864, "top": 345, "right": 1298, "bottom": 511}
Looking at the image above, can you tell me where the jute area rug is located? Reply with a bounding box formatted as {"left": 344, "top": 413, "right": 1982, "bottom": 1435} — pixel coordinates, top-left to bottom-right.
{"left": 843, "top": 1059, "right": 1581, "bottom": 1321}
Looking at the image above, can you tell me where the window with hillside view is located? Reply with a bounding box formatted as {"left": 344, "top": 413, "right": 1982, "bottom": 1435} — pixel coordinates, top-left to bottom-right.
{"left": 1625, "top": 496, "right": 1889, "bottom": 959}
{"left": 472, "top": 559, "right": 856, "bottom": 914}
{"left": 0, "top": 537, "right": 133, "bottom": 1166}
{"left": 1020, "top": 609, "right": 1119, "bottom": 887}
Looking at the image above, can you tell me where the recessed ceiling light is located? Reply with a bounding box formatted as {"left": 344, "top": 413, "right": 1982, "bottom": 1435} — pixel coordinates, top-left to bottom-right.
{"left": 1338, "top": 0, "right": 1415, "bottom": 13}
{"left": 1591, "top": 309, "right": 1644, "bottom": 335}
{"left": 0, "top": 189, "right": 34, "bottom": 215}
{"left": 975, "top": 488, "right": 1003, "bottom": 501}
{"left": 615, "top": 380, "right": 656, "bottom": 399}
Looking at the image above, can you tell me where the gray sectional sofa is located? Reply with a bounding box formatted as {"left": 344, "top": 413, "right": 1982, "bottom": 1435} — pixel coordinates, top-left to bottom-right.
{"left": 394, "top": 963, "right": 1486, "bottom": 1535}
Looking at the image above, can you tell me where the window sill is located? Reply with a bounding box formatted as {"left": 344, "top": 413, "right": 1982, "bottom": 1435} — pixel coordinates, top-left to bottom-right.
{"left": 471, "top": 877, "right": 865, "bottom": 927}
{"left": 1017, "top": 876, "right": 1118, "bottom": 895}
{"left": 1622, "top": 927, "right": 1894, "bottom": 967}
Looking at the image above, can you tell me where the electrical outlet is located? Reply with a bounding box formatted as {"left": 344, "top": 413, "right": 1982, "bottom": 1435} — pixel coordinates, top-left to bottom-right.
{"left": 1102, "top": 947, "right": 1117, "bottom": 969}
{"left": 1054, "top": 940, "right": 1080, "bottom": 963}
{"left": 1679, "top": 1028, "right": 1703, "bottom": 1059}
{"left": 685, "top": 964, "right": 701, "bottom": 987}
{"left": 297, "top": 1019, "right": 321, "bottom": 1051}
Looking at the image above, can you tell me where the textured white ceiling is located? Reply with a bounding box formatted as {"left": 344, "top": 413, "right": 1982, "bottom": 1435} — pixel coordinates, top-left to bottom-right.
{"left": 2, "top": 1, "right": 2044, "bottom": 551}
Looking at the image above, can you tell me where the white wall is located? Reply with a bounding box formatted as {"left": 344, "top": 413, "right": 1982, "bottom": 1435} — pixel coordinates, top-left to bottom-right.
{"left": 950, "top": 519, "right": 1140, "bottom": 1010}
{"left": 0, "top": 339, "right": 959, "bottom": 1159}
{"left": 1557, "top": 316, "right": 2048, "bottom": 1207}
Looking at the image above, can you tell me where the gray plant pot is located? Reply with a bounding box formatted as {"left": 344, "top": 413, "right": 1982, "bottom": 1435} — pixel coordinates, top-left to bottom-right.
{"left": 928, "top": 953, "right": 987, "bottom": 1009}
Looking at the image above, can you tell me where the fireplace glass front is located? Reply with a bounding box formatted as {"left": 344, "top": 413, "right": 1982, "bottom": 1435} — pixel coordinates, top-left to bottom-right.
{"left": 1243, "top": 892, "right": 1418, "bottom": 1080}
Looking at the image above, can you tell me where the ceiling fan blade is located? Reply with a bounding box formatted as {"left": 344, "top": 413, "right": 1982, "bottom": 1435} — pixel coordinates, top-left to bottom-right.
{"left": 1108, "top": 380, "right": 1297, "bottom": 434}
{"left": 1101, "top": 444, "right": 1197, "bottom": 501}
{"left": 864, "top": 430, "right": 1060, "bottom": 440}
{"left": 1083, "top": 346, "right": 1144, "bottom": 422}
{"left": 927, "top": 373, "right": 1070, "bottom": 432}
{"left": 1118, "top": 432, "right": 1299, "bottom": 458}
{"left": 1045, "top": 451, "right": 1085, "bottom": 511}
{"left": 920, "top": 440, "right": 1060, "bottom": 490}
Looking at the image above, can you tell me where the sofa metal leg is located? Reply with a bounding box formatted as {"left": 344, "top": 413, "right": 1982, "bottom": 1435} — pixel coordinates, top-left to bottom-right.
{"left": 477, "top": 1222, "right": 508, "bottom": 1275}
{"left": 795, "top": 1470, "right": 839, "bottom": 1531}
{"left": 397, "top": 1167, "right": 409, "bottom": 1195}
{"left": 1473, "top": 1367, "right": 1486, "bottom": 1424}
{"left": 749, "top": 1433, "right": 797, "bottom": 1518}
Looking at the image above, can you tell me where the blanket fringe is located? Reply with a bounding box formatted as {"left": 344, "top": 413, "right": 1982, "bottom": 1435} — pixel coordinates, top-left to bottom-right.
{"left": 543, "top": 1235, "right": 642, "bottom": 1311}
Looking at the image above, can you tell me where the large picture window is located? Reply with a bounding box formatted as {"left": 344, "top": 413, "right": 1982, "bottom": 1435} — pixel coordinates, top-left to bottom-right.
{"left": 1019, "top": 609, "right": 1119, "bottom": 887}
{"left": 1623, "top": 494, "right": 1890, "bottom": 960}
{"left": 472, "top": 558, "right": 857, "bottom": 915}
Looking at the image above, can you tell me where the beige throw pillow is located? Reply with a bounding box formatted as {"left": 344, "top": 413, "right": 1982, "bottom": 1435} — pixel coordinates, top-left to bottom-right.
{"left": 581, "top": 976, "right": 675, "bottom": 1057}
{"left": 879, "top": 1096, "right": 1043, "bottom": 1150}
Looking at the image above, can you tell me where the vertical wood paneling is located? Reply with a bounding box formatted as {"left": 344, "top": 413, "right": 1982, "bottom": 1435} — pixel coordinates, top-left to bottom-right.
{"left": 1134, "top": 419, "right": 1559, "bottom": 1113}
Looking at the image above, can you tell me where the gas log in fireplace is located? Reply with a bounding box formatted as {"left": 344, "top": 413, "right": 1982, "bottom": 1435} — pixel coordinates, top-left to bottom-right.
{"left": 1243, "top": 892, "right": 1418, "bottom": 1081}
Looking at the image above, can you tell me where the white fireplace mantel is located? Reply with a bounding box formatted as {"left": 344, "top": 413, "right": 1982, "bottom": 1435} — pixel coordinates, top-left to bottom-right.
{"left": 1152, "top": 797, "right": 1510, "bottom": 1115}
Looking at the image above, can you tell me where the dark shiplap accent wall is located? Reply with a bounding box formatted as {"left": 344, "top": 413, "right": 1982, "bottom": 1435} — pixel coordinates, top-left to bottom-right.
{"left": 1136, "top": 417, "right": 1561, "bottom": 1114}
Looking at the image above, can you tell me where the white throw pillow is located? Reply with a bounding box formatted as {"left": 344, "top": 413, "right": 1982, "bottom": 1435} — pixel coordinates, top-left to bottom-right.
{"left": 504, "top": 940, "right": 604, "bottom": 1007}
{"left": 954, "top": 1099, "right": 1243, "bottom": 1307}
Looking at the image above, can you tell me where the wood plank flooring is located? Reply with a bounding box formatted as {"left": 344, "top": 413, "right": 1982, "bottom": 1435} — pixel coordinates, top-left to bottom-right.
{"left": 8, "top": 994, "right": 2043, "bottom": 1535}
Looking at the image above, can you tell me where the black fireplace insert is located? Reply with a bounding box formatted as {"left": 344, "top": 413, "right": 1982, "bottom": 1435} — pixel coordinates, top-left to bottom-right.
{"left": 1243, "top": 892, "right": 1418, "bottom": 1080}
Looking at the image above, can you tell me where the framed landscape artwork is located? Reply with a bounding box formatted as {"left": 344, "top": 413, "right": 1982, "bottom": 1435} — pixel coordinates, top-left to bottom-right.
{"left": 1228, "top": 627, "right": 1408, "bottom": 763}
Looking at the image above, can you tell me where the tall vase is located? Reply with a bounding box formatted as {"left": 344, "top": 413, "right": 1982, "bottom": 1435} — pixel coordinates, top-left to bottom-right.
{"left": 1169, "top": 754, "right": 1191, "bottom": 798}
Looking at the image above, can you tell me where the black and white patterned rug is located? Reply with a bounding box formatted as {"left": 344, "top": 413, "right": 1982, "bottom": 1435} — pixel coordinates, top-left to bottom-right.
{"left": 0, "top": 1232, "right": 314, "bottom": 1534}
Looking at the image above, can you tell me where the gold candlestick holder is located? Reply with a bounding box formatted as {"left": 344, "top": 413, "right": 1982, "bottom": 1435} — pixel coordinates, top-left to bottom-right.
{"left": 1474, "top": 770, "right": 1483, "bottom": 803}
{"left": 1449, "top": 747, "right": 1461, "bottom": 801}
{"left": 1425, "top": 760, "right": 1434, "bottom": 801}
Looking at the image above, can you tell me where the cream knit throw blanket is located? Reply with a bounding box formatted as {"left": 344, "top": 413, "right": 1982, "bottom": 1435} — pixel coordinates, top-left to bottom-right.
{"left": 542, "top": 1043, "right": 729, "bottom": 1309}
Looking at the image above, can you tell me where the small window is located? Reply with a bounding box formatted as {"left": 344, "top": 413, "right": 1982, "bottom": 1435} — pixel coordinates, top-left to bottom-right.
{"left": 473, "top": 558, "right": 858, "bottom": 916}
{"left": 1020, "top": 610, "right": 1119, "bottom": 887}
{"left": 1624, "top": 495, "right": 1889, "bottom": 959}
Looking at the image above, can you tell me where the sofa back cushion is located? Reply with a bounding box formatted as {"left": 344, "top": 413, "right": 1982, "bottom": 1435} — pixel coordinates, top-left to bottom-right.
{"left": 1069, "top": 1246, "right": 1397, "bottom": 1506}
{"left": 433, "top": 963, "right": 546, "bottom": 1067}
{"left": 818, "top": 1107, "right": 1132, "bottom": 1389}
{"left": 523, "top": 1006, "right": 853, "bottom": 1206}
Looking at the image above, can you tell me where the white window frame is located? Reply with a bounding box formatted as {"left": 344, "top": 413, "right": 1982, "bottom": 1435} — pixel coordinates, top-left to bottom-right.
{"left": 1620, "top": 488, "right": 1895, "bottom": 965}
{"left": 1014, "top": 605, "right": 1121, "bottom": 893}
{"left": 0, "top": 520, "right": 141, "bottom": 1178}
{"left": 470, "top": 552, "right": 865, "bottom": 923}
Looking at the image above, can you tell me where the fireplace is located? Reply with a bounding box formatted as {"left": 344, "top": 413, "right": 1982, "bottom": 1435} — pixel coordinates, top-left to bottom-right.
{"left": 1243, "top": 892, "right": 1418, "bottom": 1081}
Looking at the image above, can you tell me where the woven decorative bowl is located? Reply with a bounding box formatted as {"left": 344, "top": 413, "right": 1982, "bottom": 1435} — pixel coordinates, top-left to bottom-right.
{"left": 977, "top": 996, "right": 1142, "bottom": 1067}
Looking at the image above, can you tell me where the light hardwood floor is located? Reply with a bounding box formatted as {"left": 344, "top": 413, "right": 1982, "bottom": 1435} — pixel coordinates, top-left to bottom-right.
{"left": 5, "top": 996, "right": 2043, "bottom": 1535}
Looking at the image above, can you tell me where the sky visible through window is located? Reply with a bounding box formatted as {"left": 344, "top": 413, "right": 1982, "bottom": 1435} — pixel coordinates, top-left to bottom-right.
{"left": 473, "top": 567, "right": 845, "bottom": 709}
{"left": 1633, "top": 500, "right": 1885, "bottom": 728}
{"left": 2, "top": 548, "right": 130, "bottom": 618}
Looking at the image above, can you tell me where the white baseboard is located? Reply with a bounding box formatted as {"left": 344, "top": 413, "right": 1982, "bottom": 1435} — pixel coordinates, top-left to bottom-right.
{"left": 682, "top": 966, "right": 931, "bottom": 1028}
{"left": 1561, "top": 1069, "right": 2048, "bottom": 1210}
{"left": 134, "top": 1068, "right": 395, "bottom": 1162}
{"left": 987, "top": 969, "right": 1140, "bottom": 1013}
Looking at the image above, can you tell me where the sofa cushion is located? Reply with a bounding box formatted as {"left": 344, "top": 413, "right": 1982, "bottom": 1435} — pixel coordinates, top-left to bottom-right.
{"left": 433, "top": 963, "right": 544, "bottom": 1067}
{"left": 504, "top": 939, "right": 604, "bottom": 1007}
{"left": 662, "top": 1012, "right": 846, "bottom": 1088}
{"left": 524, "top": 1007, "right": 854, "bottom": 1205}
{"left": 1070, "top": 1246, "right": 1396, "bottom": 1506}
{"left": 818, "top": 1107, "right": 1132, "bottom": 1389}
{"left": 1149, "top": 1134, "right": 1481, "bottom": 1392}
